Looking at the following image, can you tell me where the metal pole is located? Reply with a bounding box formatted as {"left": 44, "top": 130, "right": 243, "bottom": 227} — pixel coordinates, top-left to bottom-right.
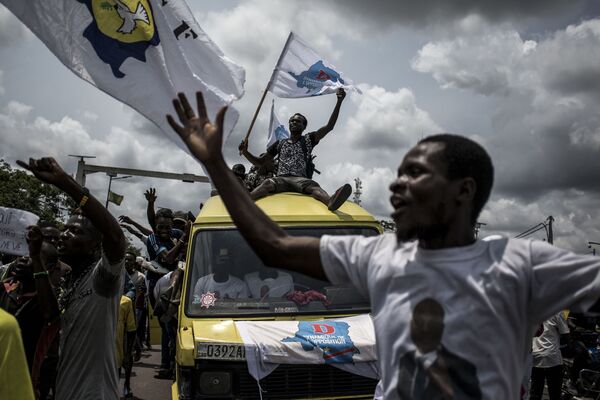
{"left": 547, "top": 216, "right": 554, "bottom": 244}
{"left": 105, "top": 174, "right": 114, "bottom": 209}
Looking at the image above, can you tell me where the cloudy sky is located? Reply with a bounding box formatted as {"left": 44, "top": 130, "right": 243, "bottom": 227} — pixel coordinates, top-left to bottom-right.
{"left": 1, "top": 0, "right": 600, "bottom": 253}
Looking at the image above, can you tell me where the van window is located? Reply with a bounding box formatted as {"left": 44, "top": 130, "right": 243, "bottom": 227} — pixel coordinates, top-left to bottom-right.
{"left": 185, "top": 227, "right": 378, "bottom": 317}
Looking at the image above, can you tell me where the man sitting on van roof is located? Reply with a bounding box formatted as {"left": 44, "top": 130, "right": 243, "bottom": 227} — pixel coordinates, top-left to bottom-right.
{"left": 166, "top": 90, "right": 600, "bottom": 400}
{"left": 239, "top": 88, "right": 352, "bottom": 211}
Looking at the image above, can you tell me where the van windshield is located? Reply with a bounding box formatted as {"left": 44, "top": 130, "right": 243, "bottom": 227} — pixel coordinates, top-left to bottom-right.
{"left": 185, "top": 227, "right": 378, "bottom": 317}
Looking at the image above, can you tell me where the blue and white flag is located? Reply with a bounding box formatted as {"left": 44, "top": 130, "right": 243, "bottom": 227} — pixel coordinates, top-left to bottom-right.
{"left": 0, "top": 0, "right": 245, "bottom": 150}
{"left": 266, "top": 100, "right": 290, "bottom": 148}
{"left": 269, "top": 32, "right": 361, "bottom": 98}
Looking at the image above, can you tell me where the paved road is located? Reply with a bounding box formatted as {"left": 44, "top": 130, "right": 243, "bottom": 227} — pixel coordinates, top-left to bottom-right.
{"left": 118, "top": 346, "right": 172, "bottom": 400}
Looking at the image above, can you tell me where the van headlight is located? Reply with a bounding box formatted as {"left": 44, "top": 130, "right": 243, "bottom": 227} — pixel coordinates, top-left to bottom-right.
{"left": 199, "top": 371, "right": 232, "bottom": 395}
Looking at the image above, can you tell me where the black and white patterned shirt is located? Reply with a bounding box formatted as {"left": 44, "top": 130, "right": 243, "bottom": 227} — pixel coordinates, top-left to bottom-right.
{"left": 267, "top": 132, "right": 319, "bottom": 177}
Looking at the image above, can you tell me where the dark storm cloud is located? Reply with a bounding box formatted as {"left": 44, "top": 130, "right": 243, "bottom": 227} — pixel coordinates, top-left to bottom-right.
{"left": 324, "top": 0, "right": 590, "bottom": 28}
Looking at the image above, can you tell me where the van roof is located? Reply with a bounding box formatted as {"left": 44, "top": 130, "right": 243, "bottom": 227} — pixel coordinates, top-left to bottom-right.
{"left": 196, "top": 192, "right": 379, "bottom": 225}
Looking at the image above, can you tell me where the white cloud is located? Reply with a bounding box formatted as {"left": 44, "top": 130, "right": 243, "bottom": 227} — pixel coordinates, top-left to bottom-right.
{"left": 411, "top": 16, "right": 600, "bottom": 196}
{"left": 345, "top": 84, "right": 442, "bottom": 151}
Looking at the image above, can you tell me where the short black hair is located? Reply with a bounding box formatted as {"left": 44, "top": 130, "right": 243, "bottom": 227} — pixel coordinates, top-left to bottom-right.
{"left": 419, "top": 134, "right": 494, "bottom": 226}
{"left": 37, "top": 220, "right": 58, "bottom": 229}
{"left": 290, "top": 113, "right": 307, "bottom": 127}
{"left": 155, "top": 208, "right": 174, "bottom": 220}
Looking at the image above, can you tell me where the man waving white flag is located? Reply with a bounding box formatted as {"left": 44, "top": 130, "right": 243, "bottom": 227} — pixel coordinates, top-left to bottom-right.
{"left": 0, "top": 0, "right": 245, "bottom": 150}
{"left": 269, "top": 32, "right": 361, "bottom": 98}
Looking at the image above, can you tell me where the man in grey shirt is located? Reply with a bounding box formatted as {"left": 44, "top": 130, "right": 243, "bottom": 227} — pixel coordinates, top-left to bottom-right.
{"left": 19, "top": 157, "right": 126, "bottom": 400}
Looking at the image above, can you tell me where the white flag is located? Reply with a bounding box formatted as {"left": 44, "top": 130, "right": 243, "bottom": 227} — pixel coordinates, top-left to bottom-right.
{"left": 269, "top": 32, "right": 361, "bottom": 98}
{"left": 266, "top": 100, "right": 290, "bottom": 148}
{"left": 0, "top": 0, "right": 245, "bottom": 150}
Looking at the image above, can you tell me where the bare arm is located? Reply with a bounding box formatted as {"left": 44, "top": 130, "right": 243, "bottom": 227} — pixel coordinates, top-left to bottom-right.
{"left": 238, "top": 140, "right": 273, "bottom": 167}
{"left": 144, "top": 188, "right": 157, "bottom": 232}
{"left": 27, "top": 226, "right": 59, "bottom": 321}
{"left": 17, "top": 157, "right": 126, "bottom": 264}
{"left": 314, "top": 88, "right": 346, "bottom": 142}
{"left": 120, "top": 224, "right": 146, "bottom": 241}
{"left": 167, "top": 92, "right": 326, "bottom": 280}
{"left": 119, "top": 215, "right": 153, "bottom": 236}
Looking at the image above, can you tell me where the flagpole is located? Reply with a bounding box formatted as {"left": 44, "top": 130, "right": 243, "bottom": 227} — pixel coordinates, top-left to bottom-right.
{"left": 241, "top": 32, "right": 295, "bottom": 150}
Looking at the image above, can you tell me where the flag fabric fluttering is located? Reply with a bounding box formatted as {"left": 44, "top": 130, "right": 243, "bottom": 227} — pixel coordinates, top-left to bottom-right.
{"left": 107, "top": 191, "right": 124, "bottom": 206}
{"left": 269, "top": 32, "right": 361, "bottom": 98}
{"left": 266, "top": 100, "right": 290, "bottom": 148}
{"left": 0, "top": 0, "right": 245, "bottom": 150}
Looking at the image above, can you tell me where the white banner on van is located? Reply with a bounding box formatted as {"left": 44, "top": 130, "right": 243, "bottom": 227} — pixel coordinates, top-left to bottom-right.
{"left": 235, "top": 314, "right": 377, "bottom": 380}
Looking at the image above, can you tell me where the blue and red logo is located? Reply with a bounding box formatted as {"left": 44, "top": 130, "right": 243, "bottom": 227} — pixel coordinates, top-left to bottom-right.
{"left": 282, "top": 321, "right": 359, "bottom": 363}
{"left": 289, "top": 60, "right": 344, "bottom": 95}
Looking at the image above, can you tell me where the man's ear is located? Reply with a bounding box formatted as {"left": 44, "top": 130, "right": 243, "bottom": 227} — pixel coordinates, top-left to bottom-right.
{"left": 456, "top": 177, "right": 476, "bottom": 204}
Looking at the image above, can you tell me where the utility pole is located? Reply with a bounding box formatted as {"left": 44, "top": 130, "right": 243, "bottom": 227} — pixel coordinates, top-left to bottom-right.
{"left": 352, "top": 177, "right": 363, "bottom": 206}
{"left": 69, "top": 155, "right": 96, "bottom": 186}
{"left": 547, "top": 216, "right": 554, "bottom": 244}
{"left": 589, "top": 241, "right": 600, "bottom": 256}
{"left": 474, "top": 222, "right": 487, "bottom": 239}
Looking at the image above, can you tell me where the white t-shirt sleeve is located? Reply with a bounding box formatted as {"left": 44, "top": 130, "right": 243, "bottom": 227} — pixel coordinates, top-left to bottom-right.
{"left": 529, "top": 240, "right": 600, "bottom": 320}
{"left": 319, "top": 234, "right": 383, "bottom": 298}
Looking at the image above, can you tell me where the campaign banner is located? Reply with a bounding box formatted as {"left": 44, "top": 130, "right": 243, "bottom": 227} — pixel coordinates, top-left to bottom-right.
{"left": 266, "top": 99, "right": 290, "bottom": 148}
{"left": 235, "top": 314, "right": 377, "bottom": 365}
{"left": 0, "top": 0, "right": 245, "bottom": 151}
{"left": 269, "top": 32, "right": 361, "bottom": 98}
{"left": 0, "top": 207, "right": 39, "bottom": 256}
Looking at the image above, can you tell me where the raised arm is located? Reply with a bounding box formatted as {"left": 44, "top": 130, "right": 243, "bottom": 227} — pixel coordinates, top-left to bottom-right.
{"left": 238, "top": 140, "right": 274, "bottom": 167}
{"left": 27, "top": 226, "right": 59, "bottom": 321}
{"left": 144, "top": 188, "right": 157, "bottom": 232}
{"left": 314, "top": 88, "right": 346, "bottom": 142}
{"left": 119, "top": 215, "right": 153, "bottom": 236}
{"left": 120, "top": 224, "right": 146, "bottom": 242}
{"left": 167, "top": 92, "right": 326, "bottom": 280}
{"left": 17, "top": 157, "right": 126, "bottom": 264}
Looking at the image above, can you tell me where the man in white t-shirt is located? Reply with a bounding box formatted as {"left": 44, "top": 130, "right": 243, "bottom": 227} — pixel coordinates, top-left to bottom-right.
{"left": 166, "top": 91, "right": 600, "bottom": 399}
{"left": 193, "top": 248, "right": 249, "bottom": 300}
{"left": 244, "top": 270, "right": 294, "bottom": 299}
{"left": 530, "top": 313, "right": 569, "bottom": 400}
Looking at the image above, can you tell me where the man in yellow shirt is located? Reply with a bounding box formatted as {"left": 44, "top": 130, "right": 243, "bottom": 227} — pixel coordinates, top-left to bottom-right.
{"left": 116, "top": 295, "right": 137, "bottom": 399}
{"left": 0, "top": 307, "right": 35, "bottom": 400}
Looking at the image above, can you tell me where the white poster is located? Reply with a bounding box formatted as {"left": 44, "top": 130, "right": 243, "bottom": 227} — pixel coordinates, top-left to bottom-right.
{"left": 0, "top": 207, "right": 39, "bottom": 256}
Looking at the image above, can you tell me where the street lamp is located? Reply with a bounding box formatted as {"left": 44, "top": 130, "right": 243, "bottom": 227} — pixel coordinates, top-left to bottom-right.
{"left": 105, "top": 173, "right": 131, "bottom": 209}
{"left": 588, "top": 241, "right": 600, "bottom": 256}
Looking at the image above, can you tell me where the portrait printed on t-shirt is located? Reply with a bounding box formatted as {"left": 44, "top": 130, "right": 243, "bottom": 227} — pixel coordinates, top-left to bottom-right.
{"left": 397, "top": 298, "right": 482, "bottom": 399}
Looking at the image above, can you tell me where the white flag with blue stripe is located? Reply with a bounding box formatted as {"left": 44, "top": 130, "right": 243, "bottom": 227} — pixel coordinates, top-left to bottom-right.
{"left": 267, "top": 100, "right": 290, "bottom": 148}
{"left": 269, "top": 32, "right": 361, "bottom": 98}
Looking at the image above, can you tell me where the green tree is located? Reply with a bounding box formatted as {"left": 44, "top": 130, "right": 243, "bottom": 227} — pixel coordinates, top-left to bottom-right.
{"left": 0, "top": 159, "right": 76, "bottom": 225}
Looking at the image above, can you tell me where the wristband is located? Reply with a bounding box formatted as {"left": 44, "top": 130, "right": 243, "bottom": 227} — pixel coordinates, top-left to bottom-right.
{"left": 79, "top": 187, "right": 90, "bottom": 208}
{"left": 33, "top": 271, "right": 49, "bottom": 278}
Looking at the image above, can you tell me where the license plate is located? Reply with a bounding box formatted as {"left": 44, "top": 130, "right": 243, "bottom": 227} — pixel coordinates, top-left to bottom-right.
{"left": 196, "top": 343, "right": 246, "bottom": 360}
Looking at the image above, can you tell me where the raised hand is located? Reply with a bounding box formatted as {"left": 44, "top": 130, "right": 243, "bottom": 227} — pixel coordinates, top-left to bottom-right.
{"left": 238, "top": 139, "right": 248, "bottom": 154}
{"left": 144, "top": 188, "right": 157, "bottom": 203}
{"left": 26, "top": 225, "right": 44, "bottom": 257}
{"left": 336, "top": 88, "right": 346, "bottom": 101}
{"left": 119, "top": 215, "right": 133, "bottom": 224}
{"left": 16, "top": 157, "right": 70, "bottom": 187}
{"left": 166, "top": 91, "right": 227, "bottom": 164}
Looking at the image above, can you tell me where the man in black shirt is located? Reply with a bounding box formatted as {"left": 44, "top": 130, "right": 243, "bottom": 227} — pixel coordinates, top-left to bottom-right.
{"left": 239, "top": 88, "right": 351, "bottom": 211}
